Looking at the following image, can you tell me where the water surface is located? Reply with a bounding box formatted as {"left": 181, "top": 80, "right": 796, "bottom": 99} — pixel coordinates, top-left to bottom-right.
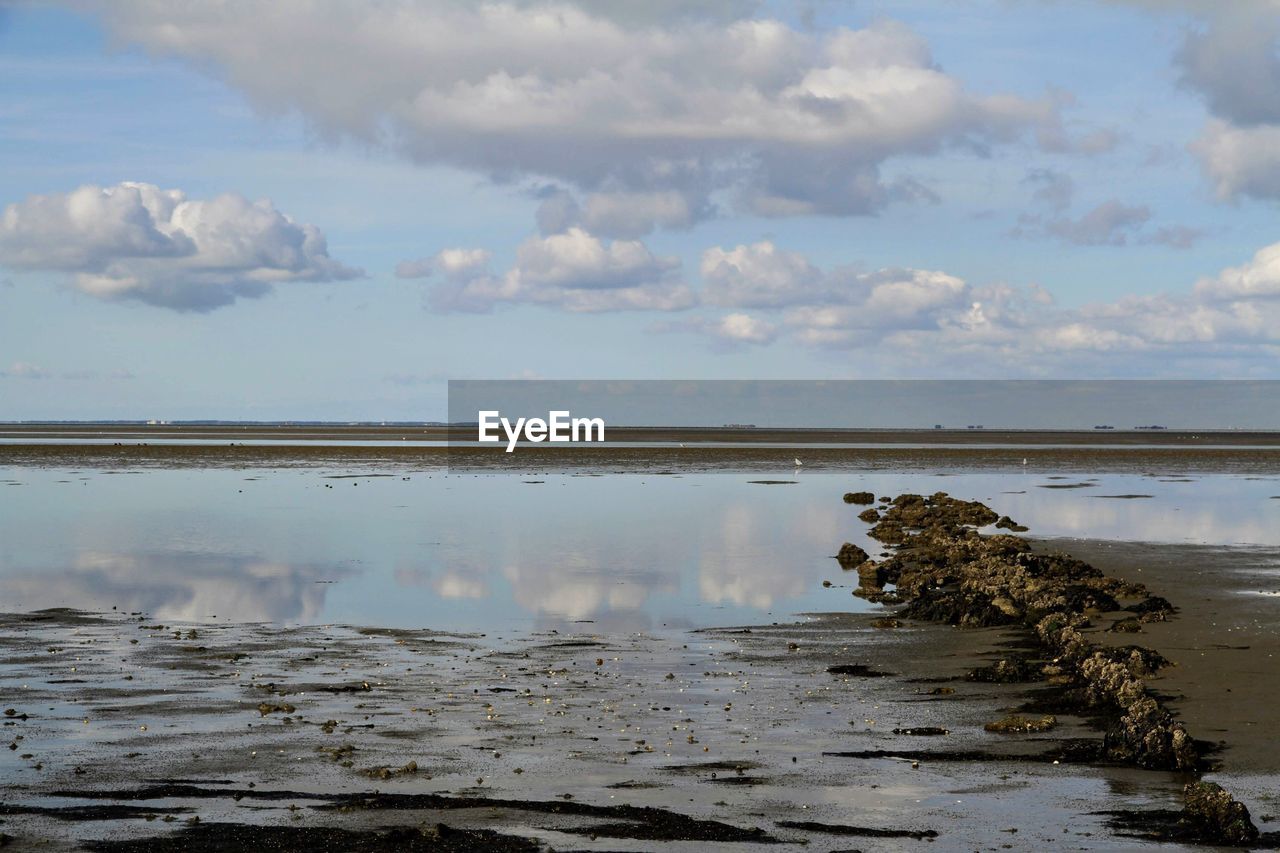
{"left": 2, "top": 464, "right": 1277, "bottom": 631}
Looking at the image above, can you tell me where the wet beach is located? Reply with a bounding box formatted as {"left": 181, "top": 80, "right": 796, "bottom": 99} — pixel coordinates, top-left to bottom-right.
{"left": 1, "top": 427, "right": 1279, "bottom": 850}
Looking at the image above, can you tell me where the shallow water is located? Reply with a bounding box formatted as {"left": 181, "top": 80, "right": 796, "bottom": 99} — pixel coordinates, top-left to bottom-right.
{"left": 1, "top": 465, "right": 1277, "bottom": 631}
{"left": 3, "top": 458, "right": 1280, "bottom": 850}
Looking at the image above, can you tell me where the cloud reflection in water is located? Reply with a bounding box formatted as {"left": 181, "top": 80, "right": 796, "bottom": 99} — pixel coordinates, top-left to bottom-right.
{"left": 0, "top": 550, "right": 355, "bottom": 623}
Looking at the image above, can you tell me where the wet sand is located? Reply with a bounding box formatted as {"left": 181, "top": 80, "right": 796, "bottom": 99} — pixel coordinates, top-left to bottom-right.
{"left": 2, "top": 539, "right": 1277, "bottom": 850}
{"left": 3, "top": 441, "right": 1280, "bottom": 477}
{"left": 0, "top": 608, "right": 1209, "bottom": 851}
{"left": 1056, "top": 540, "right": 1280, "bottom": 780}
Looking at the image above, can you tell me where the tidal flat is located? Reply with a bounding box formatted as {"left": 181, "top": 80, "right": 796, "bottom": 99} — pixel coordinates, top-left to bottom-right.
{"left": 1, "top": 428, "right": 1278, "bottom": 850}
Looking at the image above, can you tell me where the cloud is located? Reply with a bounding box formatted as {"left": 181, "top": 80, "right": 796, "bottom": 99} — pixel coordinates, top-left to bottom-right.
{"left": 533, "top": 188, "right": 708, "bottom": 239}
{"left": 701, "top": 239, "right": 970, "bottom": 323}
{"left": 1176, "top": 10, "right": 1280, "bottom": 126}
{"left": 582, "top": 191, "right": 701, "bottom": 238}
{"left": 393, "top": 259, "right": 434, "bottom": 280}
{"left": 1088, "top": 2, "right": 1280, "bottom": 201}
{"left": 90, "top": 3, "right": 1056, "bottom": 219}
{"left": 1023, "top": 168, "right": 1075, "bottom": 211}
{"left": 410, "top": 227, "right": 695, "bottom": 313}
{"left": 1142, "top": 225, "right": 1204, "bottom": 249}
{"left": 701, "top": 241, "right": 825, "bottom": 307}
{"left": 1015, "top": 182, "right": 1199, "bottom": 248}
{"left": 680, "top": 237, "right": 1280, "bottom": 372}
{"left": 1191, "top": 119, "right": 1280, "bottom": 201}
{"left": 1194, "top": 240, "right": 1280, "bottom": 301}
{"left": 395, "top": 247, "right": 491, "bottom": 280}
{"left": 515, "top": 226, "right": 676, "bottom": 290}
{"left": 1149, "top": 3, "right": 1280, "bottom": 201}
{"left": 550, "top": 0, "right": 762, "bottom": 25}
{"left": 659, "top": 311, "right": 778, "bottom": 346}
{"left": 1042, "top": 200, "right": 1152, "bottom": 246}
{"left": 861, "top": 268, "right": 969, "bottom": 320}
{"left": 714, "top": 312, "right": 777, "bottom": 344}
{"left": 1012, "top": 199, "right": 1170, "bottom": 247}
{"left": 0, "top": 182, "right": 361, "bottom": 311}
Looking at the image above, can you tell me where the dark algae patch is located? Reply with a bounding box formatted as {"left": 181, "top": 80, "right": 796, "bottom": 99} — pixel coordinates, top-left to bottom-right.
{"left": 827, "top": 663, "right": 894, "bottom": 677}
{"left": 81, "top": 822, "right": 543, "bottom": 852}
{"left": 847, "top": 490, "right": 1262, "bottom": 845}
{"left": 776, "top": 819, "right": 938, "bottom": 840}
{"left": 1092, "top": 494, "right": 1155, "bottom": 499}
{"left": 56, "top": 786, "right": 779, "bottom": 845}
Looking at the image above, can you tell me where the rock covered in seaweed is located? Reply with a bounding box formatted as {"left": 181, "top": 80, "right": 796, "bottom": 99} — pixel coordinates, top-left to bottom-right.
{"left": 842, "top": 491, "right": 876, "bottom": 505}
{"left": 984, "top": 714, "right": 1058, "bottom": 733}
{"left": 849, "top": 492, "right": 1199, "bottom": 771}
{"left": 835, "top": 542, "right": 869, "bottom": 568}
{"left": 839, "top": 490, "right": 1259, "bottom": 844}
{"left": 868, "top": 492, "right": 1000, "bottom": 534}
{"left": 966, "top": 655, "right": 1042, "bottom": 683}
{"left": 1180, "top": 781, "right": 1259, "bottom": 845}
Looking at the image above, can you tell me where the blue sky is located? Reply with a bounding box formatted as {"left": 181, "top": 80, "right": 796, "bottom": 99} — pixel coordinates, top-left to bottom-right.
{"left": 2, "top": 1, "right": 1279, "bottom": 420}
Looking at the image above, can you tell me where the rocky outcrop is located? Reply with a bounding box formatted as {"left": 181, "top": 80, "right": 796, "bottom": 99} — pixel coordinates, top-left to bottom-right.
{"left": 835, "top": 542, "right": 869, "bottom": 568}
{"left": 845, "top": 491, "right": 1259, "bottom": 845}
{"left": 1180, "top": 782, "right": 1259, "bottom": 845}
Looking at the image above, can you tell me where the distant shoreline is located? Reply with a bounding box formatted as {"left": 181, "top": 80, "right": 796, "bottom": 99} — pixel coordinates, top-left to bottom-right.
{"left": 4, "top": 423, "right": 1280, "bottom": 447}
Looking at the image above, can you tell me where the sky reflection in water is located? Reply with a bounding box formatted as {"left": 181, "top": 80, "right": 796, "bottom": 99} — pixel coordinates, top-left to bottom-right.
{"left": 0, "top": 467, "right": 1277, "bottom": 631}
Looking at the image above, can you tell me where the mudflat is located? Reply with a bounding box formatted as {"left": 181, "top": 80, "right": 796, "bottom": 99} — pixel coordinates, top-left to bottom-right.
{"left": 4, "top": 423, "right": 1280, "bottom": 446}
{"left": 3, "top": 540, "right": 1277, "bottom": 848}
{"left": 3, "top": 441, "right": 1280, "bottom": 475}
{"left": 1, "top": 437, "right": 1278, "bottom": 850}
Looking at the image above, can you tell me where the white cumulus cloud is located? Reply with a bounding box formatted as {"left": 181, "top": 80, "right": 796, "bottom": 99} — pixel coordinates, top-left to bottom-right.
{"left": 1194, "top": 240, "right": 1280, "bottom": 301}
{"left": 88, "top": 2, "right": 1057, "bottom": 220}
{"left": 683, "top": 236, "right": 1280, "bottom": 372}
{"left": 701, "top": 241, "right": 825, "bottom": 307}
{"left": 1191, "top": 119, "right": 1280, "bottom": 201}
{"left": 395, "top": 247, "right": 492, "bottom": 280}
{"left": 1143, "top": 2, "right": 1280, "bottom": 201}
{"left": 0, "top": 182, "right": 361, "bottom": 311}
{"left": 411, "top": 227, "right": 695, "bottom": 313}
{"left": 711, "top": 312, "right": 778, "bottom": 344}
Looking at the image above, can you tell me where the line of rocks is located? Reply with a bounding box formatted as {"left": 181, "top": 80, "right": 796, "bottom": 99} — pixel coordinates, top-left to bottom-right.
{"left": 837, "top": 491, "right": 1260, "bottom": 847}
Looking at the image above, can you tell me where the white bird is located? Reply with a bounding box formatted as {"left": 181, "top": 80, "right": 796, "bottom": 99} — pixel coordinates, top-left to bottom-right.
{"left": 1021, "top": 458, "right": 1028, "bottom": 466}
{"left": 794, "top": 458, "right": 803, "bottom": 467}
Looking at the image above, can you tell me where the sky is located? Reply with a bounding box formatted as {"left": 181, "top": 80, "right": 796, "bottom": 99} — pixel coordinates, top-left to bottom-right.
{"left": 2, "top": 0, "right": 1280, "bottom": 420}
